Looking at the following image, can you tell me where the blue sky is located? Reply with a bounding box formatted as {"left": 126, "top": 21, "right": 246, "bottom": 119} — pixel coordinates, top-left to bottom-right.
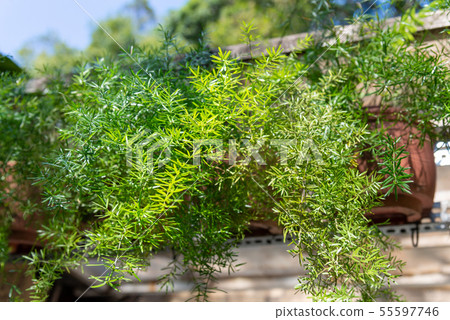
{"left": 0, "top": 0, "right": 188, "bottom": 63}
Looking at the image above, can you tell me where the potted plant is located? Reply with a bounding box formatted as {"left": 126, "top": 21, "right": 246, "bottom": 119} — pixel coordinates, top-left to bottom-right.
{"left": 1, "top": 5, "right": 449, "bottom": 302}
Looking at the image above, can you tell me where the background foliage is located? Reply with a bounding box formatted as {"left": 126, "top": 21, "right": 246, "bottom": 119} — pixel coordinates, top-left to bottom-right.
{"left": 17, "top": 0, "right": 432, "bottom": 73}
{"left": 1, "top": 0, "right": 449, "bottom": 302}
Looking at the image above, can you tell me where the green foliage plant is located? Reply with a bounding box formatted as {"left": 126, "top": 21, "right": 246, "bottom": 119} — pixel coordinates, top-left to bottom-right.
{"left": 1, "top": 3, "right": 449, "bottom": 302}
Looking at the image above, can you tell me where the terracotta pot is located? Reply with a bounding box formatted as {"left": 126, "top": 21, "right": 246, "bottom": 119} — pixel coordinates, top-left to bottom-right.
{"left": 1, "top": 161, "right": 42, "bottom": 254}
{"left": 247, "top": 220, "right": 283, "bottom": 236}
{"left": 9, "top": 216, "right": 39, "bottom": 255}
{"left": 359, "top": 106, "right": 436, "bottom": 225}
